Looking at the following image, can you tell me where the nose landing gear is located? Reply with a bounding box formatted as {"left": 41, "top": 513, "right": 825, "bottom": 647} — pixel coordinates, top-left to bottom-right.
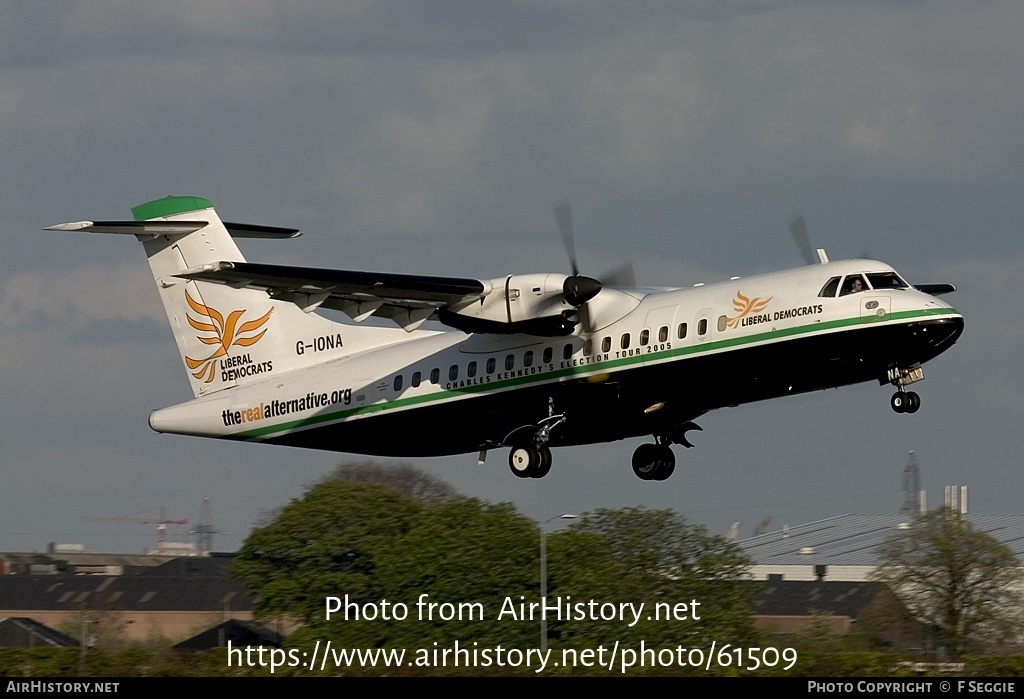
{"left": 887, "top": 365, "right": 924, "bottom": 414}
{"left": 890, "top": 390, "right": 921, "bottom": 414}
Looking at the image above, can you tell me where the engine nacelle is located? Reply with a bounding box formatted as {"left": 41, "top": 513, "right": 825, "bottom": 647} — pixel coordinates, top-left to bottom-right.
{"left": 441, "top": 273, "right": 582, "bottom": 336}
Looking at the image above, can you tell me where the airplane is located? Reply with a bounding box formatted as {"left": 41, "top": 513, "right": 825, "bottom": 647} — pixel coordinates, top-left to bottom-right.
{"left": 49, "top": 196, "right": 964, "bottom": 481}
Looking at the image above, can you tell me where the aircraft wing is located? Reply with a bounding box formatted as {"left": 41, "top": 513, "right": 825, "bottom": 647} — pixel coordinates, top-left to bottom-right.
{"left": 177, "top": 261, "right": 490, "bottom": 331}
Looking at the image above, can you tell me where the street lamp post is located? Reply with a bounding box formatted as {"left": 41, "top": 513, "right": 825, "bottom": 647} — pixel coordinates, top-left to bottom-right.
{"left": 540, "top": 513, "right": 576, "bottom": 653}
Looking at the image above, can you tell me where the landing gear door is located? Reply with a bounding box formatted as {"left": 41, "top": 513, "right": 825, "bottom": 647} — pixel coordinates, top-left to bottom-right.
{"left": 860, "top": 296, "right": 891, "bottom": 324}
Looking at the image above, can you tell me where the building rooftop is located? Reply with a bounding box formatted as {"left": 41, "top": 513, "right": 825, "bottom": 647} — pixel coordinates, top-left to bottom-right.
{"left": 738, "top": 513, "right": 1024, "bottom": 567}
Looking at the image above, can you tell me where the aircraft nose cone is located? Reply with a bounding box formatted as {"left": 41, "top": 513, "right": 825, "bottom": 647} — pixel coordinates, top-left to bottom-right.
{"left": 563, "top": 275, "right": 603, "bottom": 306}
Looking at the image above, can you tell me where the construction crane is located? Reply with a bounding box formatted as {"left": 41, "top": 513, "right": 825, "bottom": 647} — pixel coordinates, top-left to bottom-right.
{"left": 82, "top": 506, "right": 188, "bottom": 554}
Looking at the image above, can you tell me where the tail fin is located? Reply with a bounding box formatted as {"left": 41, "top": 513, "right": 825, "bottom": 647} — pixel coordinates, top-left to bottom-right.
{"left": 53, "top": 196, "right": 398, "bottom": 397}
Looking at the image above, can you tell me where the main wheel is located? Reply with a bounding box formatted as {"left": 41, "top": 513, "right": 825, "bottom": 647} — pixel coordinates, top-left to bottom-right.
{"left": 652, "top": 446, "right": 676, "bottom": 481}
{"left": 533, "top": 446, "right": 552, "bottom": 478}
{"left": 509, "top": 446, "right": 538, "bottom": 478}
{"left": 632, "top": 443, "right": 659, "bottom": 480}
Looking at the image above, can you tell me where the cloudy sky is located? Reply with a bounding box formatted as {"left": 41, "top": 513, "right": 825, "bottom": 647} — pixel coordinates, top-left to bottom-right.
{"left": 2, "top": 0, "right": 1021, "bottom": 554}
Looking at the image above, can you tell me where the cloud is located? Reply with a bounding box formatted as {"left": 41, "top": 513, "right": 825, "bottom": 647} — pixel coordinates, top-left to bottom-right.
{"left": 0, "top": 261, "right": 160, "bottom": 332}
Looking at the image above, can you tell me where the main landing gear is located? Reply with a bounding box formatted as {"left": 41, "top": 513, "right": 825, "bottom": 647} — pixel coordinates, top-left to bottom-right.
{"left": 632, "top": 441, "right": 675, "bottom": 481}
{"left": 504, "top": 402, "right": 702, "bottom": 481}
{"left": 508, "top": 444, "right": 552, "bottom": 479}
{"left": 631, "top": 421, "right": 702, "bottom": 481}
{"left": 887, "top": 364, "right": 925, "bottom": 414}
{"left": 507, "top": 398, "right": 564, "bottom": 479}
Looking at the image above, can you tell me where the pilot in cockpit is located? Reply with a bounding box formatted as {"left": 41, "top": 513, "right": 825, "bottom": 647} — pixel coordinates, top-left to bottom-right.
{"left": 840, "top": 275, "right": 867, "bottom": 296}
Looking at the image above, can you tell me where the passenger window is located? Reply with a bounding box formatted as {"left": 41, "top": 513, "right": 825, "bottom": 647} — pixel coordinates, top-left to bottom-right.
{"left": 620, "top": 333, "right": 631, "bottom": 349}
{"left": 602, "top": 337, "right": 611, "bottom": 353}
{"left": 430, "top": 368, "right": 440, "bottom": 384}
{"left": 524, "top": 351, "right": 534, "bottom": 367}
{"left": 393, "top": 375, "right": 403, "bottom": 391}
{"left": 698, "top": 319, "right": 708, "bottom": 336}
{"left": 411, "top": 371, "right": 421, "bottom": 388}
{"left": 543, "top": 347, "right": 553, "bottom": 364}
{"left": 486, "top": 357, "right": 496, "bottom": 374}
{"left": 505, "top": 354, "right": 515, "bottom": 370}
{"left": 449, "top": 365, "right": 459, "bottom": 381}
{"left": 840, "top": 274, "right": 869, "bottom": 296}
{"left": 819, "top": 276, "right": 841, "bottom": 298}
{"left": 562, "top": 343, "right": 573, "bottom": 360}
{"left": 717, "top": 316, "right": 727, "bottom": 332}
{"left": 467, "top": 361, "right": 477, "bottom": 378}
{"left": 640, "top": 329, "right": 650, "bottom": 346}
{"left": 659, "top": 326, "right": 669, "bottom": 342}
{"left": 678, "top": 323, "right": 688, "bottom": 339}
{"left": 583, "top": 339, "right": 593, "bottom": 356}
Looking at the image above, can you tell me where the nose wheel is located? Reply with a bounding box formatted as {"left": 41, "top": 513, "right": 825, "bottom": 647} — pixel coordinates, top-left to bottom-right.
{"left": 891, "top": 390, "right": 921, "bottom": 414}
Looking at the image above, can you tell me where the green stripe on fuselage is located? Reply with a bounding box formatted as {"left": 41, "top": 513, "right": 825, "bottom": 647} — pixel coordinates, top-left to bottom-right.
{"left": 230, "top": 307, "right": 960, "bottom": 440}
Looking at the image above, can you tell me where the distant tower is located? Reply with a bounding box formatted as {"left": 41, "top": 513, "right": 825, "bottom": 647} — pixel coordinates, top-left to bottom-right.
{"left": 726, "top": 522, "right": 741, "bottom": 541}
{"left": 753, "top": 516, "right": 773, "bottom": 537}
{"left": 900, "top": 451, "right": 921, "bottom": 516}
{"left": 193, "top": 497, "right": 216, "bottom": 554}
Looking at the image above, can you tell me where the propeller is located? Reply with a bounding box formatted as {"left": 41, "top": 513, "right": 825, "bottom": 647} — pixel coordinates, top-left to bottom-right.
{"left": 786, "top": 212, "right": 952, "bottom": 294}
{"left": 552, "top": 198, "right": 603, "bottom": 306}
{"left": 600, "top": 258, "right": 638, "bottom": 288}
{"left": 788, "top": 211, "right": 872, "bottom": 263}
{"left": 787, "top": 211, "right": 816, "bottom": 266}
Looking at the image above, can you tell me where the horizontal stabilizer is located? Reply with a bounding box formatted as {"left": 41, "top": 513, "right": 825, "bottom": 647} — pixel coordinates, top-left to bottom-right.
{"left": 914, "top": 283, "right": 957, "bottom": 296}
{"left": 46, "top": 220, "right": 206, "bottom": 235}
{"left": 223, "top": 222, "right": 301, "bottom": 239}
{"left": 46, "top": 220, "right": 300, "bottom": 239}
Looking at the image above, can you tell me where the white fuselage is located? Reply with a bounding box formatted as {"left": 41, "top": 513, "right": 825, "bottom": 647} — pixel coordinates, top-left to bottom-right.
{"left": 149, "top": 259, "right": 962, "bottom": 456}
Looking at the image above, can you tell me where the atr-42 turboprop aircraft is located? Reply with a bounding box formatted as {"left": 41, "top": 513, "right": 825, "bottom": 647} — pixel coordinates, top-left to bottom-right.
{"left": 50, "top": 196, "right": 963, "bottom": 480}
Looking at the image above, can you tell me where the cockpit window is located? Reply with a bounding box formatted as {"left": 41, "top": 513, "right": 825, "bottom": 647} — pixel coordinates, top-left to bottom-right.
{"left": 839, "top": 274, "right": 869, "bottom": 296}
{"left": 819, "top": 276, "right": 841, "bottom": 298}
{"left": 866, "top": 272, "right": 908, "bottom": 290}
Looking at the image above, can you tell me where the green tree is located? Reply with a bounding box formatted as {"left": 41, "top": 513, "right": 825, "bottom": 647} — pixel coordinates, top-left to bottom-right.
{"left": 232, "top": 464, "right": 540, "bottom": 654}
{"left": 547, "top": 507, "right": 758, "bottom": 653}
{"left": 230, "top": 479, "right": 422, "bottom": 624}
{"left": 317, "top": 459, "right": 462, "bottom": 504}
{"left": 372, "top": 498, "right": 540, "bottom": 648}
{"left": 872, "top": 507, "right": 1023, "bottom": 657}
